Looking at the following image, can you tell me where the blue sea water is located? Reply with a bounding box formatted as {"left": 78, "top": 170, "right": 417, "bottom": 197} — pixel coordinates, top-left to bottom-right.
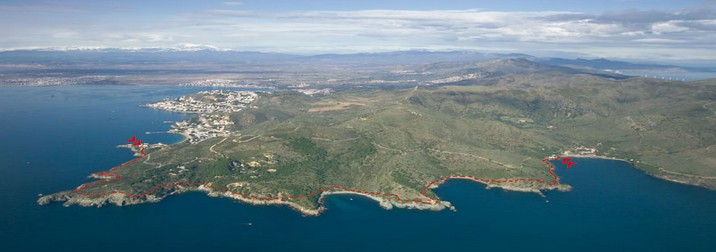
{"left": 1, "top": 85, "right": 716, "bottom": 252}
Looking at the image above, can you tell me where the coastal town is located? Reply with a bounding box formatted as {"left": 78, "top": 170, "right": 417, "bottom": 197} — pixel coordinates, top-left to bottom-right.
{"left": 0, "top": 75, "right": 116, "bottom": 86}
{"left": 144, "top": 90, "right": 258, "bottom": 113}
{"left": 170, "top": 114, "right": 235, "bottom": 144}
{"left": 144, "top": 90, "right": 258, "bottom": 143}
{"left": 180, "top": 79, "right": 276, "bottom": 89}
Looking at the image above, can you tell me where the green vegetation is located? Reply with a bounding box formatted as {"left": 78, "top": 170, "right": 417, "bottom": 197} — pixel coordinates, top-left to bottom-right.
{"left": 43, "top": 74, "right": 716, "bottom": 212}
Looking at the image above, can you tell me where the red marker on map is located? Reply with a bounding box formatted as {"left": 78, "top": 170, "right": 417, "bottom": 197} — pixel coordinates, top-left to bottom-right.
{"left": 127, "top": 135, "right": 136, "bottom": 143}
{"left": 567, "top": 161, "right": 577, "bottom": 169}
{"left": 561, "top": 157, "right": 572, "bottom": 165}
{"left": 132, "top": 139, "right": 142, "bottom": 146}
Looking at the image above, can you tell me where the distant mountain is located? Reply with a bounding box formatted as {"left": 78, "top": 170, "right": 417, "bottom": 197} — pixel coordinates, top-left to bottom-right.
{"left": 303, "top": 50, "right": 532, "bottom": 65}
{"left": 0, "top": 49, "right": 529, "bottom": 66}
{"left": 536, "top": 57, "right": 685, "bottom": 71}
{"left": 534, "top": 57, "right": 716, "bottom": 81}
{"left": 422, "top": 58, "right": 628, "bottom": 84}
{"left": 1, "top": 48, "right": 709, "bottom": 78}
{"left": 0, "top": 49, "right": 299, "bottom": 65}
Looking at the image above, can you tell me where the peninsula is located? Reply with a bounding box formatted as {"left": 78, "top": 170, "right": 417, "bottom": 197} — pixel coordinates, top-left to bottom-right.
{"left": 38, "top": 64, "right": 716, "bottom": 215}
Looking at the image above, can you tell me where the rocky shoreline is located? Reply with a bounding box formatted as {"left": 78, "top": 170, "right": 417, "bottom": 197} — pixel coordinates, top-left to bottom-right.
{"left": 37, "top": 145, "right": 576, "bottom": 215}
{"left": 562, "top": 152, "right": 716, "bottom": 191}
{"left": 37, "top": 189, "right": 165, "bottom": 207}
{"left": 318, "top": 190, "right": 455, "bottom": 213}
{"left": 38, "top": 175, "right": 569, "bottom": 216}
{"left": 646, "top": 169, "right": 716, "bottom": 190}
{"left": 37, "top": 186, "right": 454, "bottom": 216}
{"left": 36, "top": 149, "right": 713, "bottom": 215}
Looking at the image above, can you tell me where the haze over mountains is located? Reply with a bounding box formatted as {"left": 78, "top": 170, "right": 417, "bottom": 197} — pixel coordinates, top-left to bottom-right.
{"left": 0, "top": 48, "right": 704, "bottom": 68}
{"left": 1, "top": 48, "right": 713, "bottom": 86}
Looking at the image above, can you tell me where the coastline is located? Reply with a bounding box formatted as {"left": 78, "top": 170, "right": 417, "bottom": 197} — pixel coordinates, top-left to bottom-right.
{"left": 36, "top": 145, "right": 581, "bottom": 216}
{"left": 206, "top": 186, "right": 453, "bottom": 216}
{"left": 319, "top": 191, "right": 395, "bottom": 210}
{"left": 560, "top": 153, "right": 632, "bottom": 163}
{"left": 648, "top": 170, "right": 716, "bottom": 190}
{"left": 203, "top": 187, "right": 323, "bottom": 216}
{"left": 37, "top": 154, "right": 573, "bottom": 215}
{"left": 172, "top": 130, "right": 191, "bottom": 144}
{"left": 428, "top": 176, "right": 572, "bottom": 198}
{"left": 36, "top": 178, "right": 562, "bottom": 216}
{"left": 561, "top": 152, "right": 715, "bottom": 191}
{"left": 39, "top": 151, "right": 714, "bottom": 216}
{"left": 318, "top": 190, "right": 453, "bottom": 212}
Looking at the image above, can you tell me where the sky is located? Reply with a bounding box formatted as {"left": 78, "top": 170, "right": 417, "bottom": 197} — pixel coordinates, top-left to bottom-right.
{"left": 1, "top": 0, "right": 715, "bottom": 62}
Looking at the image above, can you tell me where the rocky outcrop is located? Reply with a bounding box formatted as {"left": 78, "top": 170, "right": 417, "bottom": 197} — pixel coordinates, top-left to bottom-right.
{"left": 37, "top": 191, "right": 158, "bottom": 207}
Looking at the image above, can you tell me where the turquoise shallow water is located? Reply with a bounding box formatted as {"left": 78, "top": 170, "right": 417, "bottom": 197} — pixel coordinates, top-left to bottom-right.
{"left": 1, "top": 86, "right": 715, "bottom": 252}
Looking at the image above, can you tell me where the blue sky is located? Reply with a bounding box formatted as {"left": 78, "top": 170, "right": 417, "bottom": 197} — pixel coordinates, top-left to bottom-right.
{"left": 1, "top": 0, "right": 715, "bottom": 62}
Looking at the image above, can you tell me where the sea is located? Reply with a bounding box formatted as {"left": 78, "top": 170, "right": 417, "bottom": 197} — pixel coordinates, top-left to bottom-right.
{"left": 1, "top": 85, "right": 715, "bottom": 252}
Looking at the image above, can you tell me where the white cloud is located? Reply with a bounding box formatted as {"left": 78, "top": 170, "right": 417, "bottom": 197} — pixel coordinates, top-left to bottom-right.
{"left": 651, "top": 21, "right": 690, "bottom": 34}
{"left": 222, "top": 1, "right": 244, "bottom": 6}
{"left": 1, "top": 8, "right": 715, "bottom": 61}
{"left": 633, "top": 38, "right": 686, "bottom": 43}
